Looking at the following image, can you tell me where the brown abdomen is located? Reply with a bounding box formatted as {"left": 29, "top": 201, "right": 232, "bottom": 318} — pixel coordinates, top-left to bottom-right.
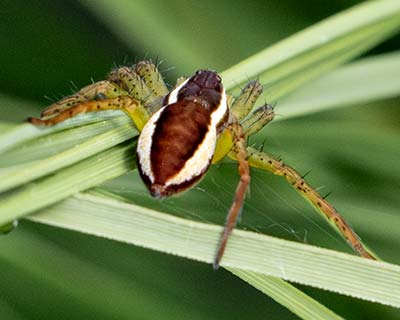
{"left": 150, "top": 100, "right": 211, "bottom": 184}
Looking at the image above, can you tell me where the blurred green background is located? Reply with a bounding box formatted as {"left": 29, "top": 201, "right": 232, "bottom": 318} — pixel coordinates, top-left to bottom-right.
{"left": 0, "top": 0, "right": 399, "bottom": 319}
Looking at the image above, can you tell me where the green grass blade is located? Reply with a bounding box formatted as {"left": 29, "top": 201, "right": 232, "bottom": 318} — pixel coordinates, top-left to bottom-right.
{"left": 0, "top": 229, "right": 208, "bottom": 320}
{"left": 27, "top": 192, "right": 400, "bottom": 308}
{"left": 0, "top": 118, "right": 136, "bottom": 192}
{"left": 0, "top": 110, "right": 127, "bottom": 154}
{"left": 228, "top": 269, "right": 343, "bottom": 320}
{"left": 0, "top": 116, "right": 131, "bottom": 165}
{"left": 254, "top": 29, "right": 400, "bottom": 102}
{"left": 222, "top": 0, "right": 400, "bottom": 92}
{"left": 277, "top": 51, "right": 400, "bottom": 118}
{"left": 0, "top": 143, "right": 135, "bottom": 224}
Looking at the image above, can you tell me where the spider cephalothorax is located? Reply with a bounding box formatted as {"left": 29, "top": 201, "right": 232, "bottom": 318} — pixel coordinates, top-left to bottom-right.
{"left": 28, "top": 60, "right": 377, "bottom": 268}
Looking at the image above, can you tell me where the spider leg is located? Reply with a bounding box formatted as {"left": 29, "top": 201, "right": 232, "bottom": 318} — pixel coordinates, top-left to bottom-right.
{"left": 211, "top": 105, "right": 275, "bottom": 266}
{"left": 213, "top": 80, "right": 271, "bottom": 164}
{"left": 107, "top": 66, "right": 153, "bottom": 102}
{"left": 235, "top": 146, "right": 378, "bottom": 260}
{"left": 230, "top": 80, "right": 263, "bottom": 121}
{"left": 28, "top": 96, "right": 149, "bottom": 131}
{"left": 107, "top": 60, "right": 168, "bottom": 111}
{"left": 212, "top": 104, "right": 275, "bottom": 164}
{"left": 220, "top": 80, "right": 376, "bottom": 260}
{"left": 134, "top": 60, "right": 169, "bottom": 97}
{"left": 29, "top": 60, "right": 169, "bottom": 130}
{"left": 214, "top": 120, "right": 250, "bottom": 269}
{"left": 218, "top": 80, "right": 377, "bottom": 260}
{"left": 40, "top": 80, "right": 128, "bottom": 117}
{"left": 241, "top": 103, "right": 275, "bottom": 138}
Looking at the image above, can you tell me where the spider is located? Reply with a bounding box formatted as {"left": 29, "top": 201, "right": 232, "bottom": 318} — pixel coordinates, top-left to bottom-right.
{"left": 28, "top": 60, "right": 377, "bottom": 268}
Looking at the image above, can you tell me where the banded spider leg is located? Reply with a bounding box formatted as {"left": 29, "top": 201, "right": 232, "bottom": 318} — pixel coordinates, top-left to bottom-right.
{"left": 215, "top": 80, "right": 378, "bottom": 266}
{"left": 27, "top": 61, "right": 168, "bottom": 130}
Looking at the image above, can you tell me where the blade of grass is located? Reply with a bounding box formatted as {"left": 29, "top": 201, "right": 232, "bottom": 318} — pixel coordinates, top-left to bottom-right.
{"left": 222, "top": 0, "right": 400, "bottom": 90}
{"left": 0, "top": 118, "right": 136, "bottom": 192}
{"left": 27, "top": 192, "right": 400, "bottom": 308}
{"left": 0, "top": 229, "right": 207, "bottom": 320}
{"left": 277, "top": 51, "right": 400, "bottom": 118}
{"left": 256, "top": 26, "right": 400, "bottom": 102}
{"left": 0, "top": 142, "right": 135, "bottom": 224}
{"left": 0, "top": 117, "right": 131, "bottom": 166}
{"left": 228, "top": 268, "right": 343, "bottom": 320}
{"left": 0, "top": 110, "right": 127, "bottom": 154}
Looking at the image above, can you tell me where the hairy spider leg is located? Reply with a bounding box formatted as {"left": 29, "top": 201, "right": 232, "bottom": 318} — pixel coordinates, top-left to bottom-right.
{"left": 40, "top": 81, "right": 129, "bottom": 117}
{"left": 107, "top": 66, "right": 153, "bottom": 102}
{"left": 214, "top": 121, "right": 250, "bottom": 269}
{"left": 134, "top": 61, "right": 169, "bottom": 97}
{"left": 28, "top": 96, "right": 150, "bottom": 131}
{"left": 236, "top": 146, "right": 378, "bottom": 260}
{"left": 107, "top": 60, "right": 168, "bottom": 111}
{"left": 231, "top": 80, "right": 263, "bottom": 121}
{"left": 213, "top": 80, "right": 377, "bottom": 262}
{"left": 212, "top": 80, "right": 265, "bottom": 163}
{"left": 28, "top": 61, "right": 167, "bottom": 130}
{"left": 241, "top": 104, "right": 276, "bottom": 137}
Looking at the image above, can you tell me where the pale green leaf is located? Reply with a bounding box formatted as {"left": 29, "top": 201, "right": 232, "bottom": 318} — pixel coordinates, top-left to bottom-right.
{"left": 28, "top": 193, "right": 400, "bottom": 308}
{"left": 222, "top": 0, "right": 400, "bottom": 92}
{"left": 228, "top": 269, "right": 343, "bottom": 320}
{"left": 0, "top": 117, "right": 136, "bottom": 192}
{"left": 0, "top": 143, "right": 135, "bottom": 224}
{"left": 278, "top": 51, "right": 400, "bottom": 119}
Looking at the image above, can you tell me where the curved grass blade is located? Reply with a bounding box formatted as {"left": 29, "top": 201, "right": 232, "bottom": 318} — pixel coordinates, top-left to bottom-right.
{"left": 28, "top": 192, "right": 400, "bottom": 308}
{"left": 0, "top": 142, "right": 135, "bottom": 225}
{"left": 222, "top": 1, "right": 400, "bottom": 91}
{"left": 0, "top": 110, "right": 127, "bottom": 154}
{"left": 228, "top": 269, "right": 343, "bottom": 320}
{"left": 277, "top": 51, "right": 400, "bottom": 118}
{"left": 254, "top": 27, "right": 400, "bottom": 103}
{"left": 0, "top": 118, "right": 136, "bottom": 192}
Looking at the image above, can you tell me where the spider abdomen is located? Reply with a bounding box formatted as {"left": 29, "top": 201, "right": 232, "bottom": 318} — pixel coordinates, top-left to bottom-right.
{"left": 137, "top": 70, "right": 228, "bottom": 198}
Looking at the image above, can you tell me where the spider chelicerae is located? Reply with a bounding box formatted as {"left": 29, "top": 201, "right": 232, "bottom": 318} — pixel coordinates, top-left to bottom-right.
{"left": 28, "top": 60, "right": 377, "bottom": 268}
